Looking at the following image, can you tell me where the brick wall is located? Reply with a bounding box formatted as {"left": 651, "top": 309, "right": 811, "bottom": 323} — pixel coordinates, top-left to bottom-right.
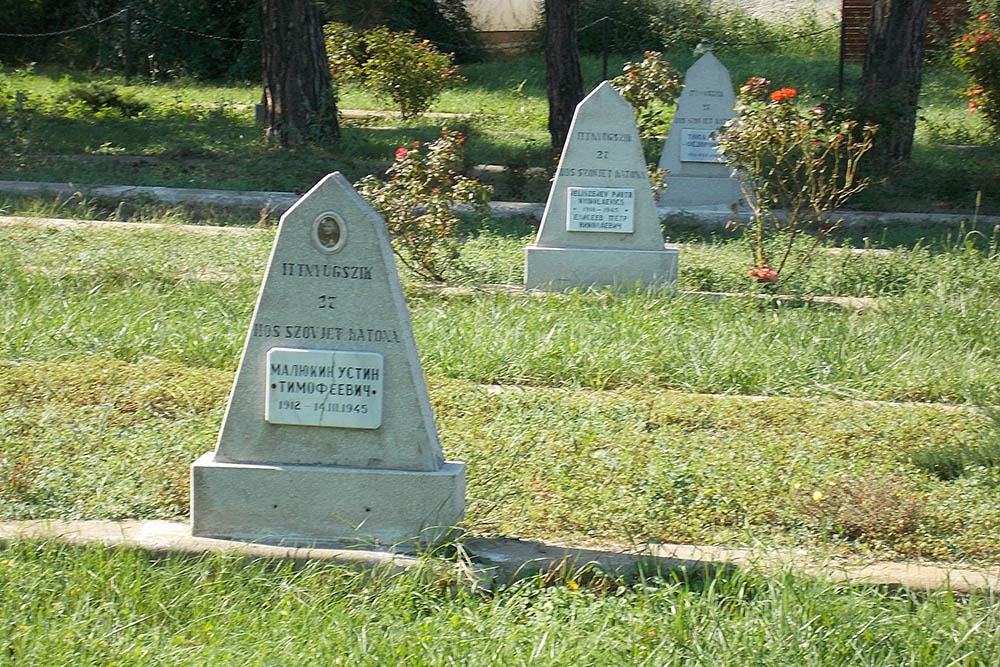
{"left": 841, "top": 0, "right": 970, "bottom": 60}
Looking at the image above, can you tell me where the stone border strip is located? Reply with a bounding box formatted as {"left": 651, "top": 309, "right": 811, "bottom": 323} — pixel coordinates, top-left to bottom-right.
{"left": 4, "top": 179, "right": 1000, "bottom": 226}
{"left": 0, "top": 215, "right": 264, "bottom": 235}
{"left": 1, "top": 520, "right": 997, "bottom": 594}
{"left": 1, "top": 214, "right": 881, "bottom": 310}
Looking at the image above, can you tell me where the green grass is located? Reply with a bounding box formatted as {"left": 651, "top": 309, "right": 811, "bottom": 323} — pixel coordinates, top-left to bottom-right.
{"left": 2, "top": 541, "right": 998, "bottom": 666}
{"left": 2, "top": 221, "right": 1000, "bottom": 563}
{"left": 5, "top": 356, "right": 999, "bottom": 562}
{"left": 3, "top": 223, "right": 999, "bottom": 402}
{"left": 3, "top": 51, "right": 998, "bottom": 210}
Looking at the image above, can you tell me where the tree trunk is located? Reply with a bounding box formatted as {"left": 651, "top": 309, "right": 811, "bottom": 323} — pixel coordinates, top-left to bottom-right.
{"left": 856, "top": 0, "right": 930, "bottom": 168}
{"left": 261, "top": 0, "right": 340, "bottom": 147}
{"left": 543, "top": 0, "right": 583, "bottom": 153}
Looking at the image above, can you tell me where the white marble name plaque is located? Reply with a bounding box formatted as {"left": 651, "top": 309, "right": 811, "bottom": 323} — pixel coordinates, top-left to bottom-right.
{"left": 679, "top": 129, "right": 724, "bottom": 163}
{"left": 265, "top": 347, "right": 383, "bottom": 429}
{"left": 566, "top": 186, "right": 635, "bottom": 232}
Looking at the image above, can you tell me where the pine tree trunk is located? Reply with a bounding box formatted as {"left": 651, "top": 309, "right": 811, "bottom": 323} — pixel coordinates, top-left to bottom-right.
{"left": 261, "top": 0, "right": 340, "bottom": 147}
{"left": 857, "top": 0, "right": 930, "bottom": 168}
{"left": 543, "top": 0, "right": 583, "bottom": 153}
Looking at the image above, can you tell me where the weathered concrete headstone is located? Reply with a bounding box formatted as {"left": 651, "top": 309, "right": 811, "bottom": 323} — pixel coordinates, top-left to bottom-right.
{"left": 525, "top": 81, "right": 678, "bottom": 291}
{"left": 658, "top": 51, "right": 742, "bottom": 208}
{"left": 191, "top": 173, "right": 464, "bottom": 548}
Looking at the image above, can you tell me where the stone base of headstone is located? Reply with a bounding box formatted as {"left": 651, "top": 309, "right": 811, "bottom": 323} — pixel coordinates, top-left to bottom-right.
{"left": 191, "top": 453, "right": 465, "bottom": 549}
{"left": 524, "top": 245, "right": 679, "bottom": 291}
{"left": 660, "top": 175, "right": 743, "bottom": 209}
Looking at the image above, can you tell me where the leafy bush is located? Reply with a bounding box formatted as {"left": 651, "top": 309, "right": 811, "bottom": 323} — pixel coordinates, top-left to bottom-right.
{"left": 717, "top": 78, "right": 877, "bottom": 286}
{"left": 357, "top": 27, "right": 464, "bottom": 118}
{"left": 953, "top": 11, "right": 1000, "bottom": 133}
{"left": 322, "top": 0, "right": 481, "bottom": 63}
{"left": 609, "top": 51, "right": 681, "bottom": 138}
{"left": 356, "top": 129, "right": 493, "bottom": 282}
{"left": 909, "top": 445, "right": 970, "bottom": 481}
{"left": 0, "top": 0, "right": 260, "bottom": 80}
{"left": 322, "top": 22, "right": 362, "bottom": 86}
{"left": 577, "top": 0, "right": 664, "bottom": 54}
{"left": 56, "top": 81, "right": 148, "bottom": 117}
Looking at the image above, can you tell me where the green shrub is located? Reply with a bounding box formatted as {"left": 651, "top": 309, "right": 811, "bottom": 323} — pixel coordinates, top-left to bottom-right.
{"left": 578, "top": 0, "right": 837, "bottom": 56}
{"left": 577, "top": 0, "right": 664, "bottom": 54}
{"left": 56, "top": 81, "right": 148, "bottom": 118}
{"left": 322, "top": 22, "right": 362, "bottom": 86}
{"left": 909, "top": 445, "right": 969, "bottom": 481}
{"left": 609, "top": 51, "right": 681, "bottom": 138}
{"left": 910, "top": 441, "right": 1000, "bottom": 481}
{"left": 323, "top": 0, "right": 481, "bottom": 63}
{"left": 358, "top": 26, "right": 464, "bottom": 118}
{"left": 355, "top": 129, "right": 493, "bottom": 282}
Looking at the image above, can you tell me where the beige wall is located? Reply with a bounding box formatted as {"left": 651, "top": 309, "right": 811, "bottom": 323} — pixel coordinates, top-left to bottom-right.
{"left": 465, "top": 0, "right": 541, "bottom": 32}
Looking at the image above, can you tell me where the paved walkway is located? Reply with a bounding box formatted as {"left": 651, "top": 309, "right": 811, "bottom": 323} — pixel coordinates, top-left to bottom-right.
{"left": 1, "top": 520, "right": 998, "bottom": 594}
{"left": 4, "top": 179, "right": 1000, "bottom": 228}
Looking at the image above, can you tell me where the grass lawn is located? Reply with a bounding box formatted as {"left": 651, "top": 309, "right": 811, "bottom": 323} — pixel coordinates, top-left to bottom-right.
{"left": 2, "top": 208, "right": 1000, "bottom": 667}
{"left": 4, "top": 39, "right": 1000, "bottom": 663}
{"left": 2, "top": 220, "right": 999, "bottom": 565}
{"left": 2, "top": 49, "right": 998, "bottom": 212}
{"left": 3, "top": 541, "right": 997, "bottom": 665}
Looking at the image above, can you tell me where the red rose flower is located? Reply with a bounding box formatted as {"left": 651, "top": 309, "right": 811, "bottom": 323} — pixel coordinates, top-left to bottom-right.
{"left": 395, "top": 147, "right": 408, "bottom": 160}
{"left": 769, "top": 87, "right": 797, "bottom": 103}
{"left": 749, "top": 263, "right": 779, "bottom": 283}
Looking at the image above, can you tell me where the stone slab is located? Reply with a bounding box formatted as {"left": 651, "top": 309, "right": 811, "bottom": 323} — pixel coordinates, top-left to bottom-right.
{"left": 191, "top": 453, "right": 465, "bottom": 548}
{"left": 525, "top": 245, "right": 679, "bottom": 291}
{"left": 657, "top": 175, "right": 743, "bottom": 208}
{"left": 192, "top": 172, "right": 464, "bottom": 547}
{"left": 526, "top": 82, "right": 676, "bottom": 291}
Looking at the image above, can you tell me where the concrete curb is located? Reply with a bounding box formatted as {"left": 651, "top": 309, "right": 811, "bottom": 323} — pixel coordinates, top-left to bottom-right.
{"left": 2, "top": 520, "right": 998, "bottom": 595}
{"left": 4, "top": 179, "right": 1000, "bottom": 227}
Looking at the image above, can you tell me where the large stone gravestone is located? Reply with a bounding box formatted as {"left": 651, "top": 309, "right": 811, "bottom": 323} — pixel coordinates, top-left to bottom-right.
{"left": 191, "top": 173, "right": 464, "bottom": 548}
{"left": 658, "top": 51, "right": 742, "bottom": 208}
{"left": 524, "top": 81, "right": 678, "bottom": 291}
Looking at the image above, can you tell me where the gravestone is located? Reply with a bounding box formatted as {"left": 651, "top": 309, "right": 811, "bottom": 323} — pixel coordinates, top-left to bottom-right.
{"left": 658, "top": 51, "right": 742, "bottom": 208}
{"left": 191, "top": 173, "right": 464, "bottom": 548}
{"left": 525, "top": 81, "right": 678, "bottom": 291}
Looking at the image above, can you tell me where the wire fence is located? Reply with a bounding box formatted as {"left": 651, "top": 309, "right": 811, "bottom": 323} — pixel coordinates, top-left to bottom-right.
{"left": 0, "top": 2, "right": 258, "bottom": 42}
{"left": 0, "top": 7, "right": 129, "bottom": 38}
{"left": 2, "top": 6, "right": 841, "bottom": 47}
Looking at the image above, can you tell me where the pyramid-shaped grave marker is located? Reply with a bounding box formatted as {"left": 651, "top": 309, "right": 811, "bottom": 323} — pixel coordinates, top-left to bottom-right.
{"left": 658, "top": 52, "right": 741, "bottom": 208}
{"left": 525, "top": 81, "right": 677, "bottom": 290}
{"left": 191, "top": 173, "right": 464, "bottom": 548}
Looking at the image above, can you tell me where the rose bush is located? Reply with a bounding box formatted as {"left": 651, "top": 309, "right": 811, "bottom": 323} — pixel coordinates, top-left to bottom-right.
{"left": 356, "top": 129, "right": 492, "bottom": 283}
{"left": 717, "top": 78, "right": 877, "bottom": 287}
{"left": 953, "top": 12, "right": 1000, "bottom": 133}
{"left": 610, "top": 51, "right": 682, "bottom": 138}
